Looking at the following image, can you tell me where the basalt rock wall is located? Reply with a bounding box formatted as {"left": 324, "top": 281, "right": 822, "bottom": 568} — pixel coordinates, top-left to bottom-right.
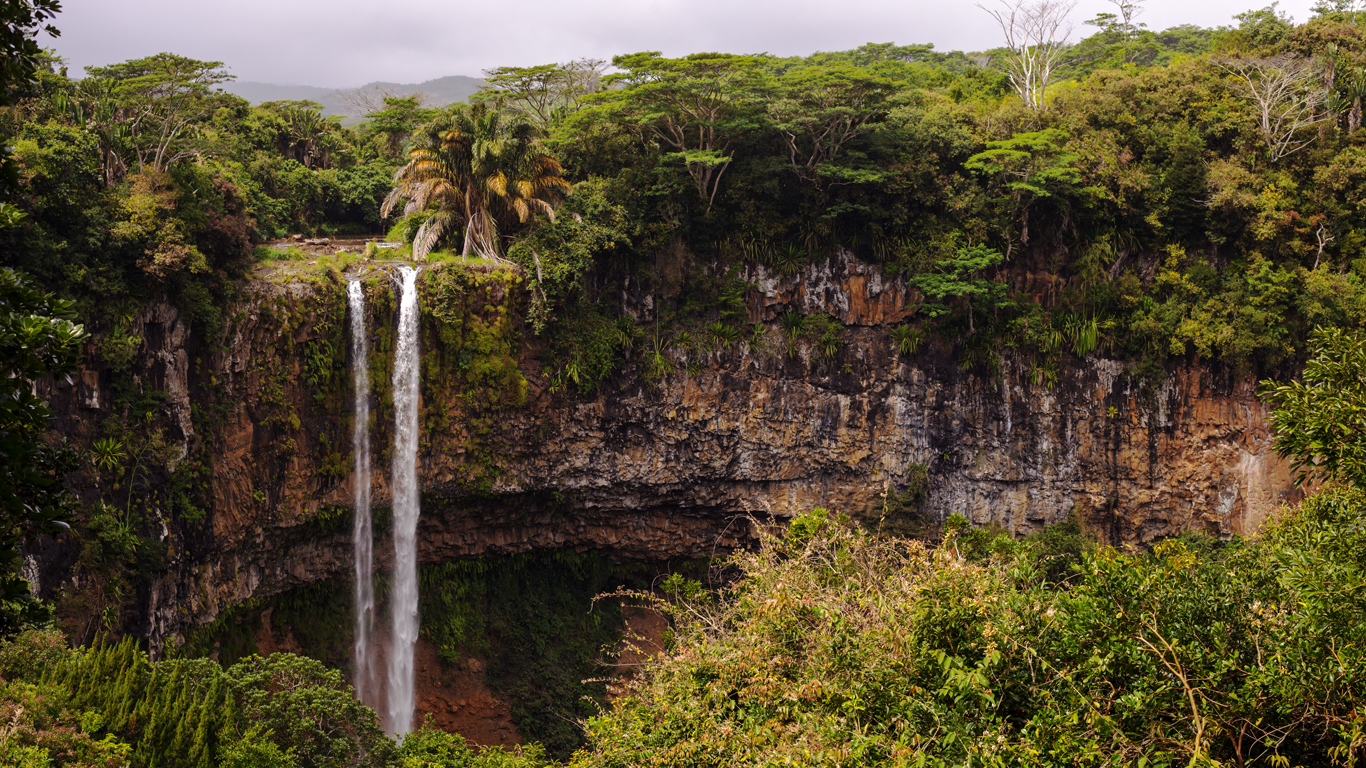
{"left": 35, "top": 255, "right": 1300, "bottom": 650}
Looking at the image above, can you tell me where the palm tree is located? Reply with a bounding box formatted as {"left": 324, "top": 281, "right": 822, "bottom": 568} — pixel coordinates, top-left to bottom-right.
{"left": 381, "top": 103, "right": 571, "bottom": 262}
{"left": 283, "top": 105, "right": 324, "bottom": 167}
{"left": 1347, "top": 70, "right": 1366, "bottom": 134}
{"left": 54, "top": 78, "right": 130, "bottom": 186}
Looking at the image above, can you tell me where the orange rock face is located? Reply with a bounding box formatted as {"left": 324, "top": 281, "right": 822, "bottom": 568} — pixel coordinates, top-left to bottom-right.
{"left": 36, "top": 257, "right": 1301, "bottom": 657}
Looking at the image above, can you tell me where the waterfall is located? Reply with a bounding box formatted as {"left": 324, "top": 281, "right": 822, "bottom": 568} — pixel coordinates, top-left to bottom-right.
{"left": 385, "top": 265, "right": 422, "bottom": 736}
{"left": 348, "top": 280, "right": 377, "bottom": 711}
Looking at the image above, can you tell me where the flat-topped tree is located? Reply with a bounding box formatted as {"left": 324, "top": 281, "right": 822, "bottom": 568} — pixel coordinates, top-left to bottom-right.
{"left": 588, "top": 52, "right": 770, "bottom": 214}
{"left": 475, "top": 59, "right": 606, "bottom": 129}
{"left": 83, "top": 53, "right": 235, "bottom": 172}
{"left": 965, "top": 128, "right": 1083, "bottom": 254}
{"left": 768, "top": 63, "right": 896, "bottom": 191}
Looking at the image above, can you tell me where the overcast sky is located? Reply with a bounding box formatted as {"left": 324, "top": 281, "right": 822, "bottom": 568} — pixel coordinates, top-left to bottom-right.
{"left": 46, "top": 0, "right": 1318, "bottom": 87}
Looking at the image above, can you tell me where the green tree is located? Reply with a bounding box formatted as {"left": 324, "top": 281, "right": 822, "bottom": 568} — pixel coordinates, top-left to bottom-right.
{"left": 225, "top": 654, "right": 395, "bottom": 768}
{"left": 219, "top": 728, "right": 299, "bottom": 768}
{"left": 768, "top": 63, "right": 895, "bottom": 189}
{"left": 1226, "top": 3, "right": 1298, "bottom": 54}
{"left": 83, "top": 53, "right": 235, "bottom": 172}
{"left": 397, "top": 722, "right": 476, "bottom": 767}
{"left": 590, "top": 52, "right": 769, "bottom": 213}
{"left": 382, "top": 103, "right": 570, "bottom": 261}
{"left": 910, "top": 244, "right": 1008, "bottom": 334}
{"left": 965, "top": 128, "right": 1083, "bottom": 252}
{"left": 1260, "top": 326, "right": 1366, "bottom": 486}
{"left": 0, "top": 266, "right": 86, "bottom": 635}
{"left": 364, "top": 95, "right": 436, "bottom": 159}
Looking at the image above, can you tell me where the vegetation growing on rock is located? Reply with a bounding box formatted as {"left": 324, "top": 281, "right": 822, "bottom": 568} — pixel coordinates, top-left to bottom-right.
{"left": 6, "top": 1, "right": 1366, "bottom": 766}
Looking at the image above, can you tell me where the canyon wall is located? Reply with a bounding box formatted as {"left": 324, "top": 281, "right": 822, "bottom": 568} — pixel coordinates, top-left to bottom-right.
{"left": 35, "top": 254, "right": 1300, "bottom": 650}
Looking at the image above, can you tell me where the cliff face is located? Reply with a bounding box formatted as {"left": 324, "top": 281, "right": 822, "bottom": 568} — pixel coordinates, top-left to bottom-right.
{"left": 36, "top": 255, "right": 1300, "bottom": 650}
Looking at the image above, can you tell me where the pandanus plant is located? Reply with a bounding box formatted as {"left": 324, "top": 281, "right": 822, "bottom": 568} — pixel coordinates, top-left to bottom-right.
{"left": 382, "top": 103, "right": 571, "bottom": 262}
{"left": 53, "top": 79, "right": 130, "bottom": 186}
{"left": 1347, "top": 71, "right": 1366, "bottom": 134}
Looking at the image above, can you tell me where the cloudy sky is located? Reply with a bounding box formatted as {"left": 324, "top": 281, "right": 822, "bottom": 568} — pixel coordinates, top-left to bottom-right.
{"left": 47, "top": 0, "right": 1318, "bottom": 87}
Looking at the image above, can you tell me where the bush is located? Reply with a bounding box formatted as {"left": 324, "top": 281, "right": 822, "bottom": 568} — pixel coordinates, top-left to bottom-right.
{"left": 573, "top": 496, "right": 1366, "bottom": 767}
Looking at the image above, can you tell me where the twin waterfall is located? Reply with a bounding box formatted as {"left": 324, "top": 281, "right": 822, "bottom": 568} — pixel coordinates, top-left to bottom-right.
{"left": 348, "top": 266, "right": 423, "bottom": 737}
{"left": 347, "top": 281, "right": 377, "bottom": 713}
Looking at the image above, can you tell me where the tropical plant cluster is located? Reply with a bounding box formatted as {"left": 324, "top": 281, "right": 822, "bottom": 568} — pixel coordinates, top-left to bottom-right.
{"left": 0, "top": 630, "right": 553, "bottom": 768}
{"left": 574, "top": 487, "right": 1366, "bottom": 768}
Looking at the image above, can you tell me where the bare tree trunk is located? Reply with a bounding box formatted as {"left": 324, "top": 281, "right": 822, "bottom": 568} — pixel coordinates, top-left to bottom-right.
{"left": 977, "top": 0, "right": 1077, "bottom": 110}
{"left": 1217, "top": 56, "right": 1328, "bottom": 163}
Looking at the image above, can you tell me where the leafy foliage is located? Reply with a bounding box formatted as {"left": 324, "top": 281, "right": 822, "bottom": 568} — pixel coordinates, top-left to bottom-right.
{"left": 1261, "top": 325, "right": 1366, "bottom": 486}
{"left": 574, "top": 495, "right": 1366, "bottom": 767}
{"left": 0, "top": 267, "right": 86, "bottom": 636}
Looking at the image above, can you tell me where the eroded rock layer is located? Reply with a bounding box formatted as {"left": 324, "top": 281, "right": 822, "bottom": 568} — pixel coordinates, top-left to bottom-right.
{"left": 38, "top": 257, "right": 1299, "bottom": 649}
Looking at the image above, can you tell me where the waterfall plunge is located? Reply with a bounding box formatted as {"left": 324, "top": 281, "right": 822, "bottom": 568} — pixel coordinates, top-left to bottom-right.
{"left": 348, "top": 280, "right": 378, "bottom": 712}
{"left": 385, "top": 265, "right": 422, "bottom": 736}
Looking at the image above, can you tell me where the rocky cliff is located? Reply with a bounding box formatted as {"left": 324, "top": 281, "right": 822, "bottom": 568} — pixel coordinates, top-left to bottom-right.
{"left": 34, "top": 254, "right": 1300, "bottom": 651}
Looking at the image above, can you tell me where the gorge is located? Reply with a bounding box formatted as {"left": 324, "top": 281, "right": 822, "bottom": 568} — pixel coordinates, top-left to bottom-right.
{"left": 10, "top": 5, "right": 1366, "bottom": 762}
{"left": 30, "top": 253, "right": 1300, "bottom": 668}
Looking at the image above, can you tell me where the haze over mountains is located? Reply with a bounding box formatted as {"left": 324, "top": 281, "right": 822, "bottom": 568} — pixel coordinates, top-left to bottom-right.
{"left": 222, "top": 74, "right": 483, "bottom": 118}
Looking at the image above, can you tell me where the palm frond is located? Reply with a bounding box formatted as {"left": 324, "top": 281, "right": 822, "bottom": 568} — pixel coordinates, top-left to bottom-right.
{"left": 532, "top": 198, "right": 557, "bottom": 222}
{"left": 487, "top": 171, "right": 509, "bottom": 197}
{"left": 413, "top": 211, "right": 455, "bottom": 262}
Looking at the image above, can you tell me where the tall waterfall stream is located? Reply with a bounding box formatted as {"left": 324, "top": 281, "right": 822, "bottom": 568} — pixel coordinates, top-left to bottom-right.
{"left": 347, "top": 280, "right": 378, "bottom": 713}
{"left": 385, "top": 265, "right": 422, "bottom": 736}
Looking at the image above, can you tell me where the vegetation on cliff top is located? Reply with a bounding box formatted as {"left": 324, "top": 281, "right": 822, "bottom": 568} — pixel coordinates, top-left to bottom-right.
{"left": 4, "top": 3, "right": 1366, "bottom": 389}
{"left": 6, "top": 2, "right": 1366, "bottom": 767}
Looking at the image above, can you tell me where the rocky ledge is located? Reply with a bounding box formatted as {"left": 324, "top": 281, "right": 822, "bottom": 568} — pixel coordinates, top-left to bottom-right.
{"left": 36, "top": 255, "right": 1299, "bottom": 650}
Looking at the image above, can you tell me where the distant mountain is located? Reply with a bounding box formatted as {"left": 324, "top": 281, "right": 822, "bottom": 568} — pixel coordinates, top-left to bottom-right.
{"left": 221, "top": 75, "right": 484, "bottom": 120}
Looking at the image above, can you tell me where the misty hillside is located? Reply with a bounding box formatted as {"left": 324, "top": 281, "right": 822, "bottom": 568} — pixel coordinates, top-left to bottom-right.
{"left": 222, "top": 74, "right": 483, "bottom": 118}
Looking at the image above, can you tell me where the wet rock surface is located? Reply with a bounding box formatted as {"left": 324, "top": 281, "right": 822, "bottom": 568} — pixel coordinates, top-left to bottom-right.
{"left": 36, "top": 257, "right": 1300, "bottom": 651}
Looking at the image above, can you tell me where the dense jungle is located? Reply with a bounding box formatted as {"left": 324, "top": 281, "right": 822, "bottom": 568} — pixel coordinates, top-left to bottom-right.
{"left": 3, "top": 0, "right": 1366, "bottom": 765}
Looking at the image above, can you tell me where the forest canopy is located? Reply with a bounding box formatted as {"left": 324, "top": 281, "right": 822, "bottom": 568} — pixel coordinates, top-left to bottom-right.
{"left": 4, "top": 3, "right": 1365, "bottom": 395}
{"left": 6, "top": 2, "right": 1366, "bottom": 765}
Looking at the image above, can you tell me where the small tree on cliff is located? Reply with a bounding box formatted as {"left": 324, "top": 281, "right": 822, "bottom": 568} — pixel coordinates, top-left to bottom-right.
{"left": 0, "top": 265, "right": 87, "bottom": 635}
{"left": 1261, "top": 326, "right": 1366, "bottom": 487}
{"left": 910, "top": 244, "right": 1008, "bottom": 335}
{"left": 585, "top": 51, "right": 769, "bottom": 214}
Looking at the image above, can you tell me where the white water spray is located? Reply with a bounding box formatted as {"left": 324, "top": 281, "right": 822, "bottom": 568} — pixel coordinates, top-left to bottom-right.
{"left": 385, "top": 265, "right": 421, "bottom": 736}
{"left": 348, "top": 280, "right": 377, "bottom": 711}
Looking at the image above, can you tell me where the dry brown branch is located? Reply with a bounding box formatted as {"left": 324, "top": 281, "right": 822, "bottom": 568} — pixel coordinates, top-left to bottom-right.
{"left": 333, "top": 86, "right": 431, "bottom": 118}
